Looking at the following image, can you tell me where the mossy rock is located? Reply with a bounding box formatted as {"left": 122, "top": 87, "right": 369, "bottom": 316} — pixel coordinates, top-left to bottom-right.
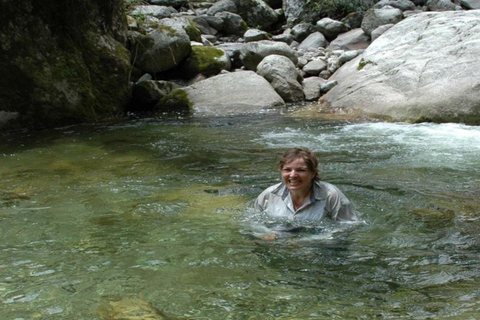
{"left": 0, "top": 0, "right": 131, "bottom": 129}
{"left": 232, "top": 0, "right": 279, "bottom": 31}
{"left": 155, "top": 88, "right": 193, "bottom": 113}
{"left": 134, "top": 26, "right": 191, "bottom": 74}
{"left": 131, "top": 80, "right": 177, "bottom": 111}
{"left": 180, "top": 46, "right": 231, "bottom": 78}
{"left": 183, "top": 18, "right": 202, "bottom": 42}
{"left": 215, "top": 12, "right": 248, "bottom": 36}
{"left": 158, "top": 17, "right": 202, "bottom": 42}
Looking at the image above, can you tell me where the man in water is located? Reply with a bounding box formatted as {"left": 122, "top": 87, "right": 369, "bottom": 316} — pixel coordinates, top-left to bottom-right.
{"left": 255, "top": 148, "right": 358, "bottom": 223}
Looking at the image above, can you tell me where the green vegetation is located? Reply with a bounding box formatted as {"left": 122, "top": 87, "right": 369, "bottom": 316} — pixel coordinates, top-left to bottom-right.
{"left": 192, "top": 46, "right": 224, "bottom": 64}
{"left": 158, "top": 25, "right": 179, "bottom": 37}
{"left": 357, "top": 58, "right": 374, "bottom": 70}
{"left": 157, "top": 89, "right": 193, "bottom": 112}
{"left": 240, "top": 20, "right": 249, "bottom": 31}
{"left": 184, "top": 19, "right": 202, "bottom": 42}
{"left": 183, "top": 46, "right": 226, "bottom": 77}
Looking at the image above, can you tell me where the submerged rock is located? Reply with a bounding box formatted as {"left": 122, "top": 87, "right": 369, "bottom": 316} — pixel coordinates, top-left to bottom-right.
{"left": 97, "top": 296, "right": 169, "bottom": 320}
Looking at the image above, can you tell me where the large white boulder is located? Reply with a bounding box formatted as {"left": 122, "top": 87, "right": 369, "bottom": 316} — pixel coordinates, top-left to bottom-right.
{"left": 320, "top": 11, "right": 480, "bottom": 124}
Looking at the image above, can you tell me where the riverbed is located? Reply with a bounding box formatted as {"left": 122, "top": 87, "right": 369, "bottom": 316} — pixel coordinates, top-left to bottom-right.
{"left": 1, "top": 111, "right": 479, "bottom": 319}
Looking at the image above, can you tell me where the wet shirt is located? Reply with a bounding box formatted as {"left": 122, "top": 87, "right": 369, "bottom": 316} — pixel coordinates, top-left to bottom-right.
{"left": 254, "top": 180, "right": 358, "bottom": 222}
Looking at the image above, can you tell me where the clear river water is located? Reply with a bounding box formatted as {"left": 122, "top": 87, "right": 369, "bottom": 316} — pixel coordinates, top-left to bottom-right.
{"left": 1, "top": 110, "right": 479, "bottom": 319}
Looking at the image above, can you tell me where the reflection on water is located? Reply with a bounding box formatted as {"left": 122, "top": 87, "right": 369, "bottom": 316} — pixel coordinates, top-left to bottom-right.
{"left": 0, "top": 114, "right": 479, "bottom": 319}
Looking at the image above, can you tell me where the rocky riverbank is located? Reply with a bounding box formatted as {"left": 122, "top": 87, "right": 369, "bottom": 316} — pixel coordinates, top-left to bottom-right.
{"left": 125, "top": 0, "right": 480, "bottom": 124}
{"left": 1, "top": 0, "right": 480, "bottom": 129}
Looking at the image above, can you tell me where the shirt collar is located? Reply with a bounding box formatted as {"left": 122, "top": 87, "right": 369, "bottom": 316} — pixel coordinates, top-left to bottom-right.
{"left": 274, "top": 179, "right": 327, "bottom": 201}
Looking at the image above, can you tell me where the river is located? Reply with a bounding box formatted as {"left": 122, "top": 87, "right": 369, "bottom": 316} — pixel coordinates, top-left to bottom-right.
{"left": 1, "top": 111, "right": 479, "bottom": 319}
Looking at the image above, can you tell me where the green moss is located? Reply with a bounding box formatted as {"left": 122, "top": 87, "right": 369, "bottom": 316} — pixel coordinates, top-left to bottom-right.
{"left": 184, "top": 19, "right": 202, "bottom": 42}
{"left": 181, "top": 46, "right": 228, "bottom": 78}
{"left": 240, "top": 20, "right": 249, "bottom": 30}
{"left": 157, "top": 25, "right": 178, "bottom": 37}
{"left": 157, "top": 89, "right": 193, "bottom": 112}
{"left": 131, "top": 13, "right": 147, "bottom": 26}
{"left": 357, "top": 58, "right": 373, "bottom": 70}
{"left": 192, "top": 46, "right": 224, "bottom": 68}
{"left": 0, "top": 0, "right": 130, "bottom": 129}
